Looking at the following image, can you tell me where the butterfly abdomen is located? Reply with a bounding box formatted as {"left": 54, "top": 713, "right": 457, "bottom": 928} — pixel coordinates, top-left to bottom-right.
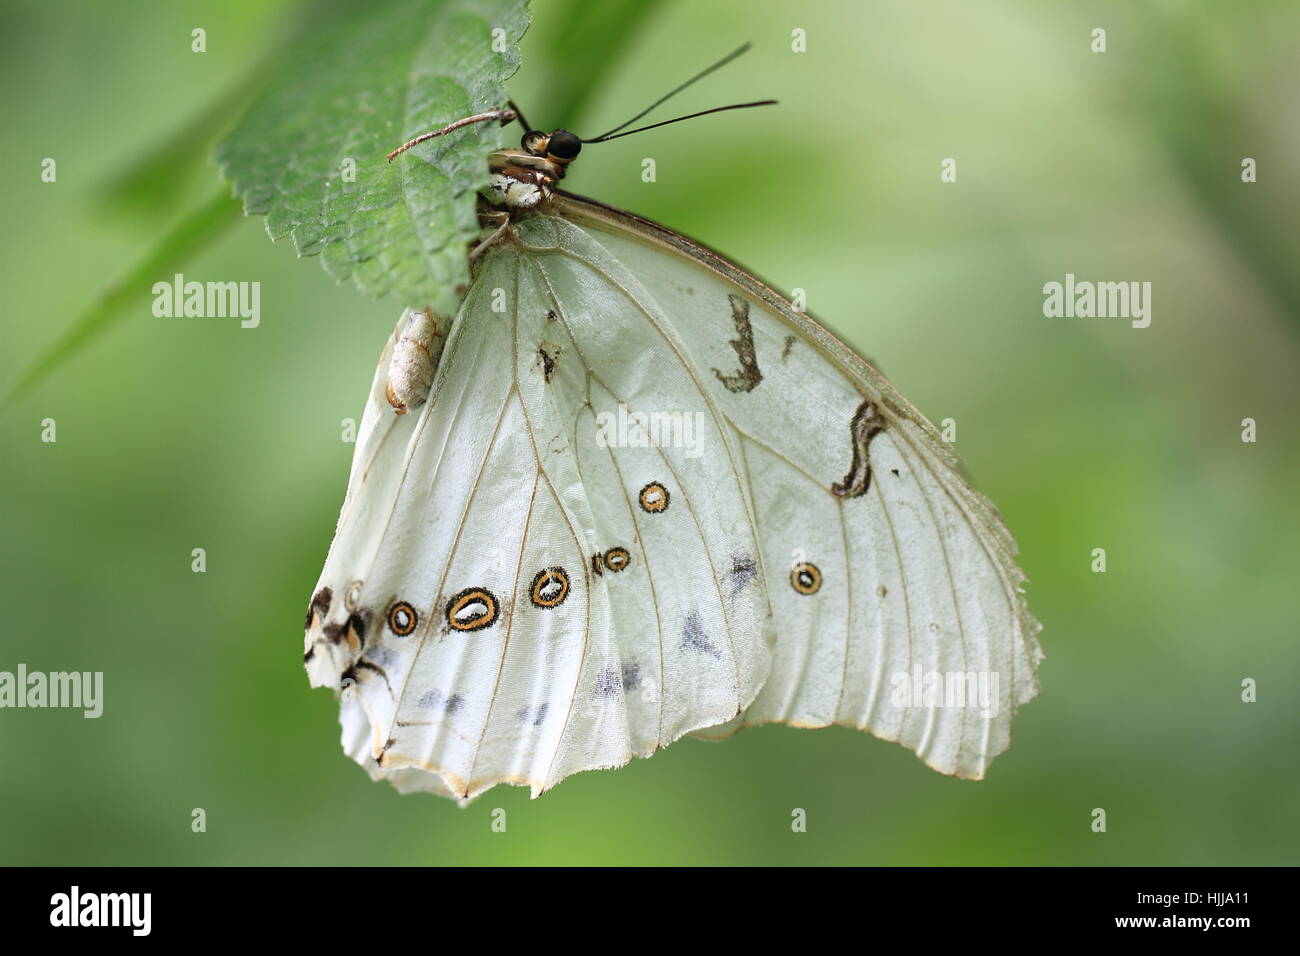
{"left": 384, "top": 308, "right": 446, "bottom": 415}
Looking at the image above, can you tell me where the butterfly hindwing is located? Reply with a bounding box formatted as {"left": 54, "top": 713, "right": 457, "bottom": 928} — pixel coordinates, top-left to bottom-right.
{"left": 305, "top": 245, "right": 771, "bottom": 800}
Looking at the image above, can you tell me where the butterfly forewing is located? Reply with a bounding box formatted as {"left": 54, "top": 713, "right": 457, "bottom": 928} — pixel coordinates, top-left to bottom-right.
{"left": 532, "top": 195, "right": 1043, "bottom": 780}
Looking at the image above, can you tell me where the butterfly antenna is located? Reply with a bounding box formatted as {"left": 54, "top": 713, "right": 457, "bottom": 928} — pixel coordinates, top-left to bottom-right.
{"left": 507, "top": 99, "right": 532, "bottom": 133}
{"left": 387, "top": 107, "right": 519, "bottom": 162}
{"left": 581, "top": 100, "right": 776, "bottom": 144}
{"left": 585, "top": 42, "right": 757, "bottom": 142}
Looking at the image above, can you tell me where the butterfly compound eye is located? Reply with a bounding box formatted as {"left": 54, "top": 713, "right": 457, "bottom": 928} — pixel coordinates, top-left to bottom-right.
{"left": 547, "top": 129, "right": 582, "bottom": 161}
{"left": 521, "top": 129, "right": 548, "bottom": 154}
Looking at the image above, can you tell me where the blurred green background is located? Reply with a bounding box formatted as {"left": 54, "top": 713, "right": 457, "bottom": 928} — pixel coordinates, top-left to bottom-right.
{"left": 1, "top": 0, "right": 1297, "bottom": 865}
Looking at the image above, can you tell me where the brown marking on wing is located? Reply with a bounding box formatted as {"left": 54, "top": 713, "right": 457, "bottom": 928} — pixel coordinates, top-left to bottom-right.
{"left": 711, "top": 294, "right": 763, "bottom": 393}
{"left": 831, "top": 400, "right": 886, "bottom": 498}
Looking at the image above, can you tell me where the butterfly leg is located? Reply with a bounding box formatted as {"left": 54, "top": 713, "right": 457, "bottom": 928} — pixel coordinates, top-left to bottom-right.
{"left": 469, "top": 214, "right": 512, "bottom": 263}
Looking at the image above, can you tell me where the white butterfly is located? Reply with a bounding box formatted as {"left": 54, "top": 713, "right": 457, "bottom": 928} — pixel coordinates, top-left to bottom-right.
{"left": 304, "top": 69, "right": 1042, "bottom": 803}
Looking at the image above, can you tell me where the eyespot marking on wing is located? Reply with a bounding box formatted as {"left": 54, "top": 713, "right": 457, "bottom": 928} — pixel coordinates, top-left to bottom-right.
{"left": 323, "top": 609, "right": 371, "bottom": 653}
{"left": 346, "top": 611, "right": 371, "bottom": 652}
{"left": 529, "top": 567, "right": 571, "bottom": 609}
{"left": 831, "top": 399, "right": 886, "bottom": 498}
{"left": 447, "top": 587, "right": 500, "bottom": 632}
{"left": 791, "top": 562, "right": 822, "bottom": 595}
{"left": 603, "top": 546, "right": 631, "bottom": 572}
{"left": 387, "top": 600, "right": 418, "bottom": 636}
{"left": 638, "top": 481, "right": 670, "bottom": 513}
{"left": 305, "top": 587, "right": 332, "bottom": 630}
{"left": 343, "top": 581, "right": 362, "bottom": 612}
{"left": 710, "top": 293, "right": 763, "bottom": 392}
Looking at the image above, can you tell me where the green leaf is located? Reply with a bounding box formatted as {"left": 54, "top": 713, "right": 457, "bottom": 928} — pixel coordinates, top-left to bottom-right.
{"left": 4, "top": 191, "right": 241, "bottom": 404}
{"left": 216, "top": 0, "right": 530, "bottom": 315}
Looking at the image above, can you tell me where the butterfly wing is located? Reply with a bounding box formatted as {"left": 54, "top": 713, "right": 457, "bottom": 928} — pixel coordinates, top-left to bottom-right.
{"left": 304, "top": 250, "right": 771, "bottom": 801}
{"left": 519, "top": 194, "right": 1044, "bottom": 780}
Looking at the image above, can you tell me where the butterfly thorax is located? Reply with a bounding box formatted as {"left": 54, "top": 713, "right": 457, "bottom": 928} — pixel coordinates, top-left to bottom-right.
{"left": 486, "top": 149, "right": 567, "bottom": 209}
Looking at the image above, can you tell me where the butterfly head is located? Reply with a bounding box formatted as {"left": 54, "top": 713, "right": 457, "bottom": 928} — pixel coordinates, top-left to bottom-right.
{"left": 520, "top": 128, "right": 582, "bottom": 166}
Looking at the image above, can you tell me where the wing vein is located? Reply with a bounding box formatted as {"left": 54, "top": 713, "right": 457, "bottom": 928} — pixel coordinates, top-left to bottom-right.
{"left": 532, "top": 259, "right": 748, "bottom": 712}
{"left": 464, "top": 468, "right": 542, "bottom": 794}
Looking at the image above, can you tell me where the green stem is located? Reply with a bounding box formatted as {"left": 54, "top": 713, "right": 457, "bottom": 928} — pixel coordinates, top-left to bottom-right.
{"left": 4, "top": 191, "right": 242, "bottom": 404}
